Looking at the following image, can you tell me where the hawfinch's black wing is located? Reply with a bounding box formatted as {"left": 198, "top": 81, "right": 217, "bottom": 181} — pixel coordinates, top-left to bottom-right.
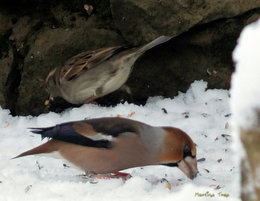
{"left": 30, "top": 117, "right": 139, "bottom": 149}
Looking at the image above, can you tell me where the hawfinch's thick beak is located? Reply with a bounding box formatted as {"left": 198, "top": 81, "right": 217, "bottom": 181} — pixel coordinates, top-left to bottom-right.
{"left": 178, "top": 156, "right": 198, "bottom": 180}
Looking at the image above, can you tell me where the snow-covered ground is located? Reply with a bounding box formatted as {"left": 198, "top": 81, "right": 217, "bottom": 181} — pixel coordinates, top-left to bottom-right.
{"left": 230, "top": 18, "right": 260, "bottom": 199}
{"left": 0, "top": 81, "right": 240, "bottom": 201}
{"left": 3, "top": 15, "right": 260, "bottom": 201}
{"left": 232, "top": 18, "right": 260, "bottom": 130}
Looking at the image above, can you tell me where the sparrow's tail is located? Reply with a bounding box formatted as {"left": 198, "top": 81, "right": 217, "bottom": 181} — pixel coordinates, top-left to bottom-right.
{"left": 137, "top": 36, "right": 172, "bottom": 55}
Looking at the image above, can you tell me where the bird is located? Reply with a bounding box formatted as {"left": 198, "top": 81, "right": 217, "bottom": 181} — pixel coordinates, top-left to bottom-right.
{"left": 45, "top": 36, "right": 172, "bottom": 105}
{"left": 14, "top": 117, "right": 198, "bottom": 180}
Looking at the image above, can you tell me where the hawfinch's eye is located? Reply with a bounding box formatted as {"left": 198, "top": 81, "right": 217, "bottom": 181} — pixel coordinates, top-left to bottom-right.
{"left": 184, "top": 144, "right": 191, "bottom": 154}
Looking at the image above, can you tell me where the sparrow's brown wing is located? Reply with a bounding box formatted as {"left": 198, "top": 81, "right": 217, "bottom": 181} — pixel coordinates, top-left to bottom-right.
{"left": 60, "top": 46, "right": 128, "bottom": 81}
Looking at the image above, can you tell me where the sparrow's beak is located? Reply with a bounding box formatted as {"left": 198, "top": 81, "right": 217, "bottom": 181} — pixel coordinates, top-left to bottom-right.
{"left": 178, "top": 156, "right": 198, "bottom": 180}
{"left": 44, "top": 96, "right": 54, "bottom": 106}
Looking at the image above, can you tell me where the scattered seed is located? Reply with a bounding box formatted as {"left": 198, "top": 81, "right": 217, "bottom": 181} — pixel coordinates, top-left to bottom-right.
{"left": 215, "top": 137, "right": 219, "bottom": 141}
{"left": 36, "top": 161, "right": 43, "bottom": 170}
{"left": 215, "top": 185, "right": 221, "bottom": 190}
{"left": 217, "top": 159, "right": 222, "bottom": 163}
{"left": 203, "top": 168, "right": 210, "bottom": 173}
{"left": 25, "top": 185, "right": 32, "bottom": 193}
{"left": 182, "top": 112, "right": 189, "bottom": 118}
{"left": 160, "top": 178, "right": 172, "bottom": 190}
{"left": 221, "top": 134, "right": 231, "bottom": 141}
{"left": 160, "top": 178, "right": 167, "bottom": 183}
{"left": 3, "top": 121, "right": 9, "bottom": 128}
{"left": 165, "top": 182, "right": 172, "bottom": 190}
{"left": 203, "top": 134, "right": 208, "bottom": 138}
{"left": 197, "top": 158, "right": 206, "bottom": 162}
{"left": 178, "top": 179, "right": 183, "bottom": 181}
{"left": 63, "top": 164, "right": 70, "bottom": 168}
{"left": 212, "top": 178, "right": 216, "bottom": 181}
{"left": 224, "top": 113, "right": 231, "bottom": 117}
{"left": 201, "top": 113, "right": 209, "bottom": 117}
{"left": 225, "top": 122, "right": 229, "bottom": 129}
{"left": 127, "top": 112, "right": 135, "bottom": 117}
{"left": 161, "top": 108, "right": 168, "bottom": 114}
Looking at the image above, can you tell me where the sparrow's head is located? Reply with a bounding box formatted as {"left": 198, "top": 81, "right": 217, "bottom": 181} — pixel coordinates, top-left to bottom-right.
{"left": 45, "top": 68, "right": 61, "bottom": 105}
{"left": 160, "top": 127, "right": 198, "bottom": 180}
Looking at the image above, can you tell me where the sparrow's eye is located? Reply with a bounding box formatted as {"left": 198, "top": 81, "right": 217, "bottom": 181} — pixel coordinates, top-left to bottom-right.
{"left": 183, "top": 144, "right": 191, "bottom": 157}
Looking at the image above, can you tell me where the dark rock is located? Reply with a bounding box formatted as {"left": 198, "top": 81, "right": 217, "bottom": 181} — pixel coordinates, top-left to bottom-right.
{"left": 110, "top": 0, "right": 260, "bottom": 44}
{"left": 0, "top": 1, "right": 259, "bottom": 115}
{"left": 0, "top": 13, "right": 12, "bottom": 33}
{"left": 101, "top": 9, "right": 260, "bottom": 105}
{"left": 0, "top": 46, "right": 13, "bottom": 107}
{"left": 16, "top": 12, "right": 123, "bottom": 115}
{"left": 0, "top": 13, "right": 13, "bottom": 107}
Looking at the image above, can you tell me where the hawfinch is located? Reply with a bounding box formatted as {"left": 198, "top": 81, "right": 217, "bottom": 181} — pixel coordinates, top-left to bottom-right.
{"left": 45, "top": 36, "right": 172, "bottom": 105}
{"left": 14, "top": 117, "right": 198, "bottom": 180}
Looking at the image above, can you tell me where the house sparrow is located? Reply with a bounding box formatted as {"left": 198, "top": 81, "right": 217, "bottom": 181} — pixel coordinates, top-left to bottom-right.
{"left": 45, "top": 36, "right": 172, "bottom": 105}
{"left": 14, "top": 117, "right": 198, "bottom": 180}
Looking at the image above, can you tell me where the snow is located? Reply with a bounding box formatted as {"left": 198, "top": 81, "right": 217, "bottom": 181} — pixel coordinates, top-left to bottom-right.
{"left": 231, "top": 18, "right": 260, "bottom": 130}
{"left": 0, "top": 81, "right": 240, "bottom": 201}
{"left": 230, "top": 18, "right": 260, "bottom": 200}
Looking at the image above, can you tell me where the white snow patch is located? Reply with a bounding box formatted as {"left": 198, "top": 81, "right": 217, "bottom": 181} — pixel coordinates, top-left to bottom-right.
{"left": 0, "top": 81, "right": 240, "bottom": 201}
{"left": 231, "top": 18, "right": 260, "bottom": 199}
{"left": 231, "top": 18, "right": 260, "bottom": 130}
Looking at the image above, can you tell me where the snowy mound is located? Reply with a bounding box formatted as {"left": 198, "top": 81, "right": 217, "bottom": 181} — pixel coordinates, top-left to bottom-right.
{"left": 0, "top": 81, "right": 239, "bottom": 201}
{"left": 232, "top": 18, "right": 260, "bottom": 130}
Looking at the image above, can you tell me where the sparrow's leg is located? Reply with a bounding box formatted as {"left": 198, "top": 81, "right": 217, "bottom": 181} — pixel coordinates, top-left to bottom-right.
{"left": 84, "top": 95, "right": 98, "bottom": 104}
